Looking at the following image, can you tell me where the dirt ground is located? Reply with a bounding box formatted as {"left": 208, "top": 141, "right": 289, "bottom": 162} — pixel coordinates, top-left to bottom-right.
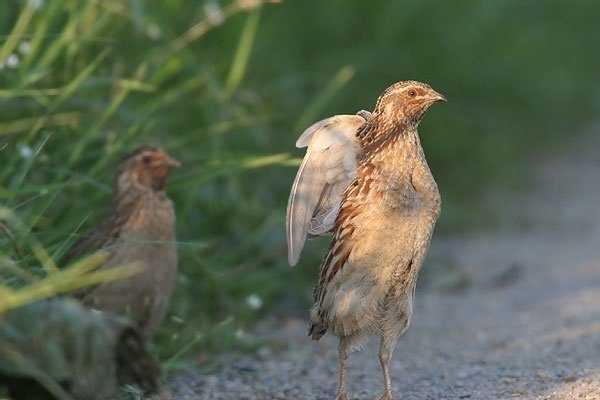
{"left": 167, "top": 132, "right": 600, "bottom": 399}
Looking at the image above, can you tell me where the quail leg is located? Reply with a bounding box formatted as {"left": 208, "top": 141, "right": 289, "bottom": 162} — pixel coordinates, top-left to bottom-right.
{"left": 377, "top": 335, "right": 397, "bottom": 400}
{"left": 335, "top": 336, "right": 350, "bottom": 400}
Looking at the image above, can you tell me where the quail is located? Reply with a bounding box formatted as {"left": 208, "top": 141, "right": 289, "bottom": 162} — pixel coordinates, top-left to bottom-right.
{"left": 63, "top": 146, "right": 180, "bottom": 340}
{"left": 0, "top": 299, "right": 160, "bottom": 400}
{"left": 287, "top": 81, "right": 445, "bottom": 400}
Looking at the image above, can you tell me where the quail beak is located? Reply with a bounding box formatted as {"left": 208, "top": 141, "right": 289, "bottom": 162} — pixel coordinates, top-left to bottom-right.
{"left": 429, "top": 90, "right": 447, "bottom": 103}
{"left": 166, "top": 155, "right": 182, "bottom": 168}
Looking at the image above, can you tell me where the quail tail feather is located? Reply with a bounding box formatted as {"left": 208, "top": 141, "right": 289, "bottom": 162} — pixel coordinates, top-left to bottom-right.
{"left": 308, "top": 322, "right": 328, "bottom": 340}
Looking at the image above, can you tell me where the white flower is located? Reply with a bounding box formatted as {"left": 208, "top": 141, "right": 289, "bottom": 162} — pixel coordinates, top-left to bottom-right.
{"left": 5, "top": 54, "right": 19, "bottom": 68}
{"left": 28, "top": 0, "right": 44, "bottom": 10}
{"left": 146, "top": 23, "right": 161, "bottom": 40}
{"left": 18, "top": 143, "right": 33, "bottom": 159}
{"left": 19, "top": 41, "right": 32, "bottom": 55}
{"left": 234, "top": 329, "right": 246, "bottom": 340}
{"left": 245, "top": 294, "right": 263, "bottom": 310}
{"left": 204, "top": 2, "right": 224, "bottom": 26}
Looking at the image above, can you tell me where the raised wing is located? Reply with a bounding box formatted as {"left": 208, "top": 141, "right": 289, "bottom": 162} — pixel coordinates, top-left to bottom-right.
{"left": 286, "top": 114, "right": 367, "bottom": 266}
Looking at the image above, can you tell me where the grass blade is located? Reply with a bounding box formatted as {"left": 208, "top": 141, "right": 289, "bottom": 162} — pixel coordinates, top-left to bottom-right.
{"left": 0, "top": 2, "right": 35, "bottom": 63}
{"left": 295, "top": 65, "right": 355, "bottom": 131}
{"left": 224, "top": 9, "right": 261, "bottom": 98}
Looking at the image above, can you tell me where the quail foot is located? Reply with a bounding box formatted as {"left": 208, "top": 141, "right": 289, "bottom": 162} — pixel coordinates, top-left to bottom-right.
{"left": 64, "top": 146, "right": 180, "bottom": 340}
{"left": 287, "top": 81, "right": 445, "bottom": 400}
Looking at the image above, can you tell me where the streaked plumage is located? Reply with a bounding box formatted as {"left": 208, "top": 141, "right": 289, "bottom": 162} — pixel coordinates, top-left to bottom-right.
{"left": 287, "top": 114, "right": 366, "bottom": 266}
{"left": 63, "top": 146, "right": 180, "bottom": 340}
{"left": 287, "top": 81, "right": 445, "bottom": 400}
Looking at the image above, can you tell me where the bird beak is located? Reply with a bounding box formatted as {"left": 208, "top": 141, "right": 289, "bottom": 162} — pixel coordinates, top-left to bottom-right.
{"left": 166, "top": 156, "right": 181, "bottom": 168}
{"left": 429, "top": 90, "right": 447, "bottom": 103}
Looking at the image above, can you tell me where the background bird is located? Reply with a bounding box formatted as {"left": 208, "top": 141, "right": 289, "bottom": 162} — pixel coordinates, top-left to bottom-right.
{"left": 0, "top": 299, "right": 160, "bottom": 400}
{"left": 287, "top": 81, "right": 445, "bottom": 400}
{"left": 63, "top": 146, "right": 180, "bottom": 340}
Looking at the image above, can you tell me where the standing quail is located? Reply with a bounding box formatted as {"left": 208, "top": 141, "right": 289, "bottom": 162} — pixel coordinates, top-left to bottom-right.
{"left": 63, "top": 146, "right": 180, "bottom": 340}
{"left": 287, "top": 81, "right": 445, "bottom": 400}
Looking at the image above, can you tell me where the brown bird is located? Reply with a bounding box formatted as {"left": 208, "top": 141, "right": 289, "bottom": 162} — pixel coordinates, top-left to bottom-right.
{"left": 63, "top": 146, "right": 180, "bottom": 340}
{"left": 287, "top": 81, "right": 445, "bottom": 400}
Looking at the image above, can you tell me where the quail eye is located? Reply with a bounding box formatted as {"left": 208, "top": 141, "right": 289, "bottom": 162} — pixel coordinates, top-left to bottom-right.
{"left": 142, "top": 155, "right": 152, "bottom": 165}
{"left": 408, "top": 90, "right": 417, "bottom": 97}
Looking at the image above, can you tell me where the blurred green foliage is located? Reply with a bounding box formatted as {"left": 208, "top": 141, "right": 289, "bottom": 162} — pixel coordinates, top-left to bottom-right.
{"left": 0, "top": 0, "right": 599, "bottom": 368}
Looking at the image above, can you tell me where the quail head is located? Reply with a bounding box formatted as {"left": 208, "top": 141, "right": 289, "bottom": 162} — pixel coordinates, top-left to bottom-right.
{"left": 63, "top": 146, "right": 180, "bottom": 340}
{"left": 287, "top": 81, "right": 445, "bottom": 400}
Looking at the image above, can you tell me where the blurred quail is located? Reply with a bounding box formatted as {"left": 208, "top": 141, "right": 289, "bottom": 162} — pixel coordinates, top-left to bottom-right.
{"left": 0, "top": 299, "right": 160, "bottom": 400}
{"left": 63, "top": 146, "right": 180, "bottom": 340}
{"left": 287, "top": 81, "right": 445, "bottom": 400}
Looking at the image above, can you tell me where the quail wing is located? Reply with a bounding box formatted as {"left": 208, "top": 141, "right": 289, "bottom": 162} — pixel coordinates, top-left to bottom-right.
{"left": 62, "top": 214, "right": 123, "bottom": 267}
{"left": 286, "top": 114, "right": 367, "bottom": 266}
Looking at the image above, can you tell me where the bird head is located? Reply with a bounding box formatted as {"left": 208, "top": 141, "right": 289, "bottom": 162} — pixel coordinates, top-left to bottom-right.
{"left": 373, "top": 81, "right": 446, "bottom": 127}
{"left": 115, "top": 146, "right": 181, "bottom": 193}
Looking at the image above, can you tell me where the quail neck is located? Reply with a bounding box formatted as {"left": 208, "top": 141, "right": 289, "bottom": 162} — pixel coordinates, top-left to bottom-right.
{"left": 354, "top": 83, "right": 444, "bottom": 205}
{"left": 358, "top": 81, "right": 445, "bottom": 150}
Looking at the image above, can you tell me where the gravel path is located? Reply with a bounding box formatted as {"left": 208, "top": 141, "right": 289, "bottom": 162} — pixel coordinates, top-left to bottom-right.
{"left": 168, "top": 133, "right": 600, "bottom": 399}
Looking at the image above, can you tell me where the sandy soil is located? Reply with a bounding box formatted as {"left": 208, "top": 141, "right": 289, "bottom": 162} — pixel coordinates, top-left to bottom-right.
{"left": 167, "top": 132, "right": 600, "bottom": 400}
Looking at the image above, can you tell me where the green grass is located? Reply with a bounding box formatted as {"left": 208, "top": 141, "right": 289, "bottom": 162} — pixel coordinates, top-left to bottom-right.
{"left": 0, "top": 0, "right": 293, "bottom": 368}
{"left": 1, "top": 0, "right": 599, "bottom": 372}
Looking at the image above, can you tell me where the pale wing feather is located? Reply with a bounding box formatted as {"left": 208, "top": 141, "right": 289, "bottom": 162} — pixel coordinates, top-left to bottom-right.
{"left": 286, "top": 115, "right": 365, "bottom": 266}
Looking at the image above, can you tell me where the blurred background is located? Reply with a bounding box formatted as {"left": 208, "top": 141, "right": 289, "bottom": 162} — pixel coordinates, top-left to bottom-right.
{"left": 1, "top": 0, "right": 599, "bottom": 372}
